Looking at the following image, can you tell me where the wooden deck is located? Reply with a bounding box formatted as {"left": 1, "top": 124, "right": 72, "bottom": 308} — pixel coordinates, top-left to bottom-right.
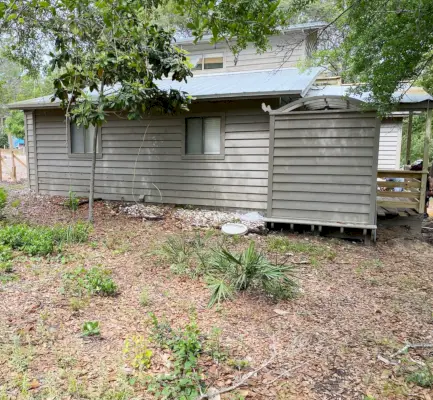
{"left": 377, "top": 170, "right": 428, "bottom": 216}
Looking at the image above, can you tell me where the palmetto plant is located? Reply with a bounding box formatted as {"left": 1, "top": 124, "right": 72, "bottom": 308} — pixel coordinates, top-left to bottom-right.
{"left": 207, "top": 241, "right": 298, "bottom": 307}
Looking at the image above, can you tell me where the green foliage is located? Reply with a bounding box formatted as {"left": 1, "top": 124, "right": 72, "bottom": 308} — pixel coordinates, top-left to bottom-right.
{"left": 339, "top": 0, "right": 433, "bottom": 112}
{"left": 65, "top": 191, "right": 79, "bottom": 211}
{"left": 81, "top": 321, "right": 100, "bottom": 337}
{"left": 4, "top": 111, "right": 24, "bottom": 139}
{"left": 149, "top": 315, "right": 205, "bottom": 399}
{"left": 405, "top": 365, "right": 433, "bottom": 388}
{"left": 62, "top": 266, "right": 118, "bottom": 297}
{"left": 123, "top": 335, "right": 153, "bottom": 371}
{"left": 0, "top": 222, "right": 89, "bottom": 256}
{"left": 0, "top": 187, "right": 7, "bottom": 211}
{"left": 207, "top": 242, "right": 298, "bottom": 307}
{"left": 401, "top": 114, "right": 433, "bottom": 165}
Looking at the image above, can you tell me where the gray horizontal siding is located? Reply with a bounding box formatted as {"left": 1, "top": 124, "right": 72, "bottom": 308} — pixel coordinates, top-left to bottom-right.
{"left": 33, "top": 102, "right": 270, "bottom": 210}
{"left": 378, "top": 120, "right": 403, "bottom": 170}
{"left": 268, "top": 112, "right": 379, "bottom": 226}
{"left": 24, "top": 111, "right": 36, "bottom": 189}
{"left": 181, "top": 33, "right": 305, "bottom": 74}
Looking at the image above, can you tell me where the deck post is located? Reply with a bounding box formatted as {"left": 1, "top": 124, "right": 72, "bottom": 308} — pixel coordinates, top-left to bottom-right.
{"left": 419, "top": 108, "right": 432, "bottom": 214}
{"left": 11, "top": 150, "right": 17, "bottom": 182}
{"left": 406, "top": 111, "right": 413, "bottom": 165}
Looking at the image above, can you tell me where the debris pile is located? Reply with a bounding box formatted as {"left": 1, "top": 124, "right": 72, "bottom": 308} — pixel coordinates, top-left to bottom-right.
{"left": 119, "top": 204, "right": 166, "bottom": 220}
{"left": 173, "top": 208, "right": 265, "bottom": 231}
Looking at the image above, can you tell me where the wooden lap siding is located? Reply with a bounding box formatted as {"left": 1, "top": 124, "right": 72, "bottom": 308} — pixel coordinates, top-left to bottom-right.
{"left": 268, "top": 112, "right": 380, "bottom": 225}
{"left": 32, "top": 101, "right": 272, "bottom": 210}
{"left": 378, "top": 119, "right": 403, "bottom": 170}
{"left": 24, "top": 111, "right": 37, "bottom": 189}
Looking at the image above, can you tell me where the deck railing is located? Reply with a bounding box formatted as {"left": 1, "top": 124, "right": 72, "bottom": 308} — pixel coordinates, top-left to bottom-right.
{"left": 377, "top": 170, "right": 428, "bottom": 214}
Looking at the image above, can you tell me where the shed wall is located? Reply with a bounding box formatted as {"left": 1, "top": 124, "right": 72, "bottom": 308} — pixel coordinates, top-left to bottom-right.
{"left": 33, "top": 100, "right": 275, "bottom": 210}
{"left": 268, "top": 111, "right": 380, "bottom": 226}
{"left": 24, "top": 111, "right": 37, "bottom": 190}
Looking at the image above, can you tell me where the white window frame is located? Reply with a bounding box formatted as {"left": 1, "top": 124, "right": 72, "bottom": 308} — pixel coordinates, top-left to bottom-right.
{"left": 67, "top": 117, "right": 102, "bottom": 159}
{"left": 181, "top": 113, "right": 225, "bottom": 160}
{"left": 190, "top": 53, "right": 224, "bottom": 71}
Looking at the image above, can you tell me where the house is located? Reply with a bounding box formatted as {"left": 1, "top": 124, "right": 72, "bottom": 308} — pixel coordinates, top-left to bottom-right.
{"left": 8, "top": 22, "right": 433, "bottom": 239}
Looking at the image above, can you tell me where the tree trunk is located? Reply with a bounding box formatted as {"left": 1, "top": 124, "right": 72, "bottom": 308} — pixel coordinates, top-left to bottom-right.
{"left": 88, "top": 127, "right": 98, "bottom": 223}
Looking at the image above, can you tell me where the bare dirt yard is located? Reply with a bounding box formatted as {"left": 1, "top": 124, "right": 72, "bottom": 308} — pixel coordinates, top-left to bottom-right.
{"left": 0, "top": 182, "right": 432, "bottom": 400}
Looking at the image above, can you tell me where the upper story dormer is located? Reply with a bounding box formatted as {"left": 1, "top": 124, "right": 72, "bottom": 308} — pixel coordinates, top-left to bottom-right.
{"left": 177, "top": 22, "right": 326, "bottom": 75}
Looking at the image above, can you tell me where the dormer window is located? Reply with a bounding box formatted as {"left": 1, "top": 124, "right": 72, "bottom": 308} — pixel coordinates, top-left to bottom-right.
{"left": 190, "top": 53, "right": 224, "bottom": 70}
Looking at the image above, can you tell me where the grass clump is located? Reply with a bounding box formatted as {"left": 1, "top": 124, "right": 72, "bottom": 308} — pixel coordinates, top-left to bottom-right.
{"left": 206, "top": 241, "right": 298, "bottom": 307}
{"left": 267, "top": 236, "right": 336, "bottom": 263}
{"left": 139, "top": 288, "right": 150, "bottom": 307}
{"left": 0, "top": 222, "right": 90, "bottom": 256}
{"left": 157, "top": 233, "right": 208, "bottom": 278}
{"left": 65, "top": 190, "right": 79, "bottom": 211}
{"left": 62, "top": 266, "right": 118, "bottom": 297}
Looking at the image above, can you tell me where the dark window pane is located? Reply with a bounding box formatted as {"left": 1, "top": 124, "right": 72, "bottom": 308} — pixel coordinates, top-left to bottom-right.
{"left": 186, "top": 118, "right": 203, "bottom": 154}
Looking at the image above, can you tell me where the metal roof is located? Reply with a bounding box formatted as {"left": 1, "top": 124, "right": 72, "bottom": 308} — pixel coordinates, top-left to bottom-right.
{"left": 8, "top": 67, "right": 322, "bottom": 109}
{"left": 305, "top": 85, "right": 433, "bottom": 104}
{"left": 175, "top": 22, "right": 328, "bottom": 45}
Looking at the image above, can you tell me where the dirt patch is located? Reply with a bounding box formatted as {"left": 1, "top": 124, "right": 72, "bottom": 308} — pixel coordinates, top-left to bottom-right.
{"left": 1, "top": 182, "right": 433, "bottom": 399}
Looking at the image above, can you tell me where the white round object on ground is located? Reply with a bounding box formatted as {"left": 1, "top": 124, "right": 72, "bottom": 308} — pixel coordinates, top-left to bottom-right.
{"left": 221, "top": 223, "right": 248, "bottom": 235}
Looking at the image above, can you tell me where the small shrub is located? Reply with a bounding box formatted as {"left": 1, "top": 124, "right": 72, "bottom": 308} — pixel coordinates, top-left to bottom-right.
{"left": 81, "top": 321, "right": 100, "bottom": 337}
{"left": 0, "top": 188, "right": 7, "bottom": 211}
{"left": 123, "top": 335, "right": 153, "bottom": 370}
{"left": 206, "top": 241, "right": 298, "bottom": 307}
{"left": 65, "top": 191, "right": 79, "bottom": 211}
{"left": 63, "top": 266, "right": 118, "bottom": 297}
{"left": 405, "top": 365, "right": 433, "bottom": 388}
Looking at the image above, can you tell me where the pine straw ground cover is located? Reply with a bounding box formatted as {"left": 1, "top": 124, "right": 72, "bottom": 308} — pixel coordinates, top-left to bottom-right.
{"left": 0, "top": 183, "right": 432, "bottom": 400}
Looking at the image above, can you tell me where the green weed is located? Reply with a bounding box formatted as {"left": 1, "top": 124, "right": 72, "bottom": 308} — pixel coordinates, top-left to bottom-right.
{"left": 62, "top": 266, "right": 118, "bottom": 297}
{"left": 0, "top": 188, "right": 7, "bottom": 212}
{"left": 405, "top": 364, "right": 433, "bottom": 388}
{"left": 0, "top": 222, "right": 89, "bottom": 256}
{"left": 148, "top": 315, "right": 205, "bottom": 399}
{"left": 227, "top": 359, "right": 250, "bottom": 370}
{"left": 123, "top": 335, "right": 153, "bottom": 371}
{"left": 81, "top": 321, "right": 100, "bottom": 337}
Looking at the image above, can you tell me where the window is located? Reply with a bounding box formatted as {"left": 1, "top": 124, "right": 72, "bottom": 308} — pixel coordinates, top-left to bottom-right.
{"left": 190, "top": 53, "right": 224, "bottom": 71}
{"left": 68, "top": 121, "right": 101, "bottom": 158}
{"left": 184, "top": 116, "right": 224, "bottom": 159}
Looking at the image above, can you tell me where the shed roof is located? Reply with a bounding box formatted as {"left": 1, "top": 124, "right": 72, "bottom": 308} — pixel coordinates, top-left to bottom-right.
{"left": 305, "top": 85, "right": 433, "bottom": 105}
{"left": 8, "top": 67, "right": 322, "bottom": 110}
